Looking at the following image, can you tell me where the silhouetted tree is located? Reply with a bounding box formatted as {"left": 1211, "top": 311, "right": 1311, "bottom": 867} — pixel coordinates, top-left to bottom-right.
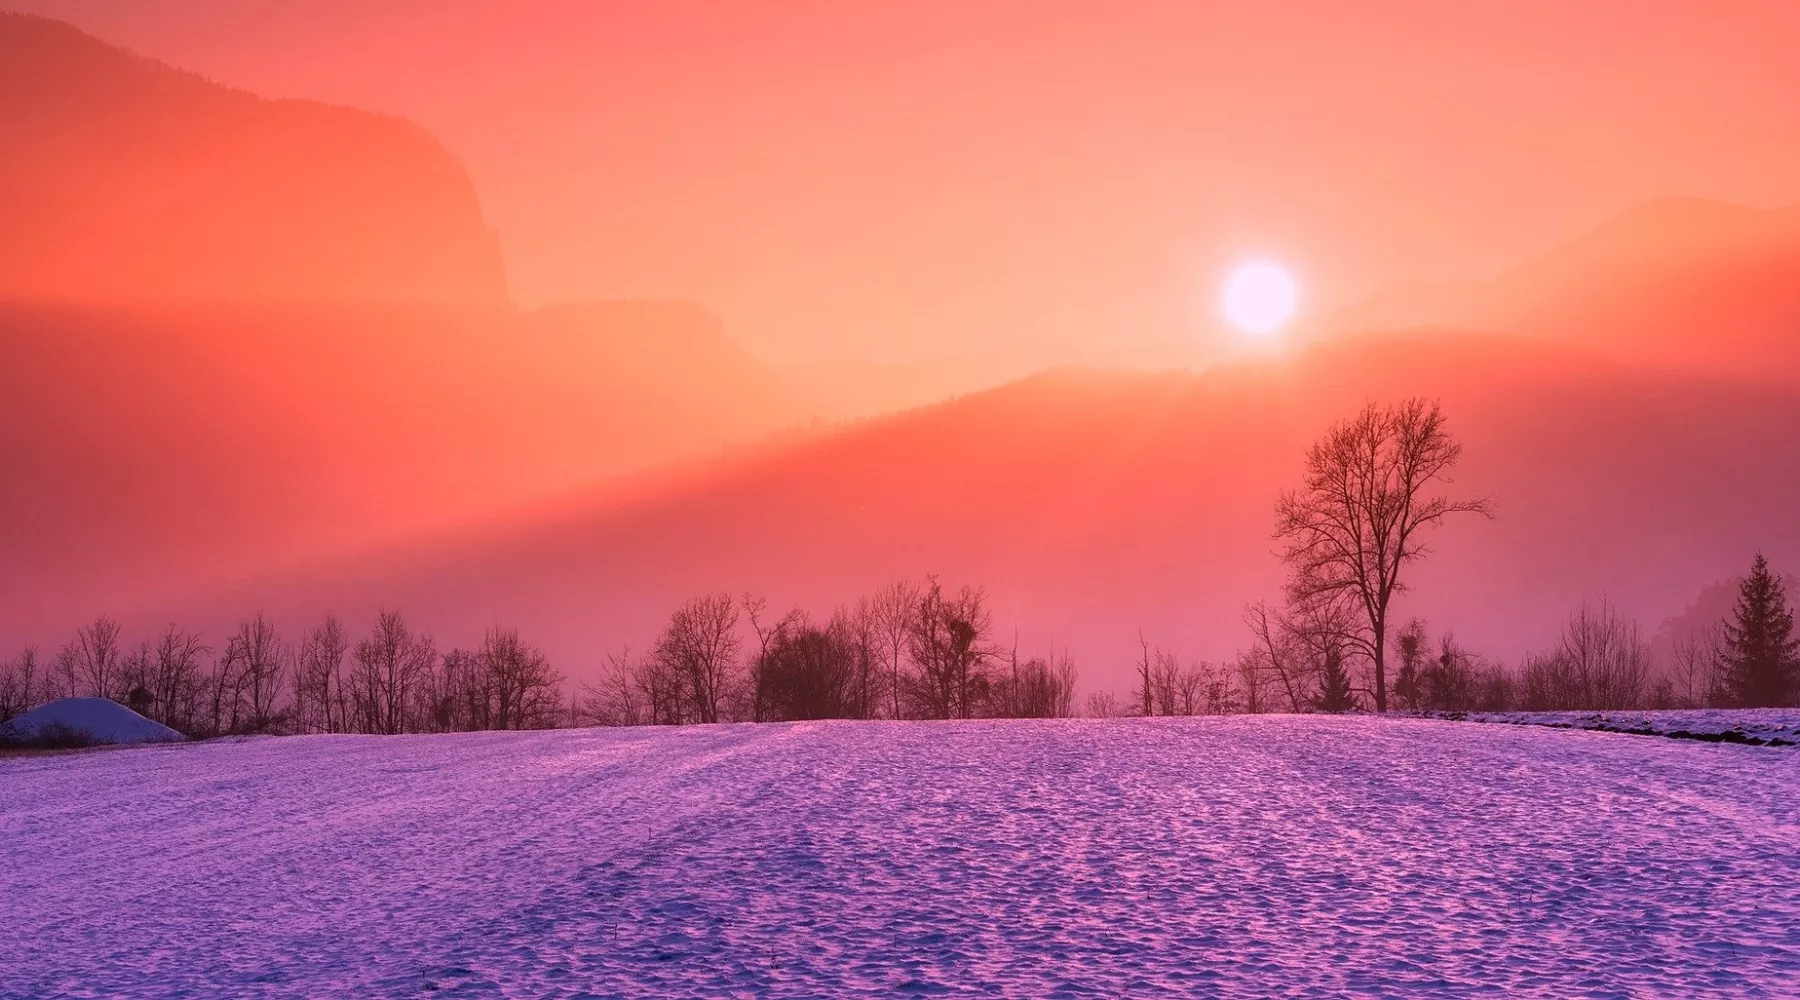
{"left": 755, "top": 617, "right": 857, "bottom": 721}
{"left": 833, "top": 600, "right": 883, "bottom": 720}
{"left": 72, "top": 616, "right": 124, "bottom": 701}
{"left": 0, "top": 647, "right": 44, "bottom": 722}
{"left": 479, "top": 627, "right": 562, "bottom": 730}
{"left": 1391, "top": 618, "right": 1428, "bottom": 712}
{"left": 1521, "top": 599, "right": 1648, "bottom": 710}
{"left": 1274, "top": 399, "right": 1492, "bottom": 712}
{"left": 150, "top": 624, "right": 208, "bottom": 733}
{"left": 988, "top": 645, "right": 1079, "bottom": 719}
{"left": 1233, "top": 650, "right": 1267, "bottom": 715}
{"left": 1420, "top": 633, "right": 1480, "bottom": 712}
{"left": 872, "top": 579, "right": 921, "bottom": 719}
{"left": 225, "top": 614, "right": 289, "bottom": 734}
{"left": 1670, "top": 622, "right": 1727, "bottom": 709}
{"left": 1243, "top": 600, "right": 1310, "bottom": 713}
{"left": 904, "top": 577, "right": 993, "bottom": 720}
{"left": 353, "top": 610, "right": 436, "bottom": 735}
{"left": 1721, "top": 553, "right": 1798, "bottom": 707}
{"left": 653, "top": 594, "right": 741, "bottom": 725}
{"left": 1136, "top": 632, "right": 1156, "bottom": 717}
{"left": 1314, "top": 647, "right": 1356, "bottom": 712}
{"left": 1084, "top": 690, "right": 1124, "bottom": 718}
{"left": 295, "top": 615, "right": 348, "bottom": 733}
{"left": 119, "top": 641, "right": 154, "bottom": 717}
{"left": 579, "top": 647, "right": 651, "bottom": 727}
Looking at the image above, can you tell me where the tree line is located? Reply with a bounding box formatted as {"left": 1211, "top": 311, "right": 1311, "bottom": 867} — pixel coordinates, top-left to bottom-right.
{"left": 0, "top": 611, "right": 564, "bottom": 738}
{"left": 576, "top": 577, "right": 1077, "bottom": 726}
{"left": 0, "top": 575, "right": 1083, "bottom": 736}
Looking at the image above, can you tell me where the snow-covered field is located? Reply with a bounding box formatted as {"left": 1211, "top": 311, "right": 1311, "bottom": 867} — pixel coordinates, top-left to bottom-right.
{"left": 3, "top": 717, "right": 1798, "bottom": 998}
{"left": 1453, "top": 708, "right": 1800, "bottom": 745}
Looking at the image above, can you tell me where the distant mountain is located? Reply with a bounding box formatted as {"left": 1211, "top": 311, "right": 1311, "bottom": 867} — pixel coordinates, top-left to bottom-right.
{"left": 1336, "top": 198, "right": 1800, "bottom": 379}
{"left": 0, "top": 299, "right": 805, "bottom": 634}
{"left": 160, "top": 329, "right": 1800, "bottom": 691}
{"left": 0, "top": 14, "right": 507, "bottom": 304}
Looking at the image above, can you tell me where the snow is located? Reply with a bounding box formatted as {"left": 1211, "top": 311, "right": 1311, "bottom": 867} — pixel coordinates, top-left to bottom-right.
{"left": 1454, "top": 708, "right": 1800, "bottom": 745}
{"left": 1, "top": 697, "right": 184, "bottom": 745}
{"left": 2, "top": 716, "right": 1798, "bottom": 997}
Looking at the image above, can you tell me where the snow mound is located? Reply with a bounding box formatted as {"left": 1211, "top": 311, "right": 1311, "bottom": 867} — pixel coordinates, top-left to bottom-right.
{"left": 1, "top": 697, "right": 184, "bottom": 745}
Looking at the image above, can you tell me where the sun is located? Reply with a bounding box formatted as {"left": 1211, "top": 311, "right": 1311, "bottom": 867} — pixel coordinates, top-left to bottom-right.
{"left": 1222, "top": 260, "right": 1298, "bottom": 337}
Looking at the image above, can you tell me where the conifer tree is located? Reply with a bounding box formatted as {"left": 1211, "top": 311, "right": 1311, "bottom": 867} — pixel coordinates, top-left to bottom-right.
{"left": 1722, "top": 554, "right": 1798, "bottom": 708}
{"left": 1315, "top": 648, "right": 1356, "bottom": 713}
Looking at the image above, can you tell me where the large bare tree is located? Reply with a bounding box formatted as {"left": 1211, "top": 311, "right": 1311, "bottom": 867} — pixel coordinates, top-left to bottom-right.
{"left": 1274, "top": 399, "right": 1492, "bottom": 711}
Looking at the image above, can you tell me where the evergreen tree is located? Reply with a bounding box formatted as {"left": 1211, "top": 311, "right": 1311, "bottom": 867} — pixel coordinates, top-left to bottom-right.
{"left": 1722, "top": 554, "right": 1799, "bottom": 708}
{"left": 1315, "top": 648, "right": 1357, "bottom": 713}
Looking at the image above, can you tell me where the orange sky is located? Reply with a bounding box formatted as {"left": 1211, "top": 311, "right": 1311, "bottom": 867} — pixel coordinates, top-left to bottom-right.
{"left": 17, "top": 1, "right": 1800, "bottom": 367}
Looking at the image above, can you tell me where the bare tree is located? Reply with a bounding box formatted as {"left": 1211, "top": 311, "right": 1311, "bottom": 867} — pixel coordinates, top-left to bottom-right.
{"left": 1243, "top": 601, "right": 1309, "bottom": 713}
{"left": 653, "top": 594, "right": 741, "bottom": 725}
{"left": 118, "top": 641, "right": 154, "bottom": 717}
{"left": 1521, "top": 599, "right": 1650, "bottom": 710}
{"left": 353, "top": 610, "right": 436, "bottom": 735}
{"left": 0, "top": 647, "right": 44, "bottom": 722}
{"left": 1135, "top": 632, "right": 1156, "bottom": 717}
{"left": 1084, "top": 690, "right": 1124, "bottom": 718}
{"left": 295, "top": 615, "right": 349, "bottom": 734}
{"left": 203, "top": 643, "right": 242, "bottom": 738}
{"left": 1419, "top": 633, "right": 1479, "bottom": 712}
{"left": 872, "top": 579, "right": 921, "bottom": 719}
{"left": 225, "top": 614, "right": 289, "bottom": 734}
{"left": 988, "top": 647, "right": 1079, "bottom": 719}
{"left": 52, "top": 642, "right": 80, "bottom": 700}
{"left": 1139, "top": 641, "right": 1201, "bottom": 717}
{"left": 833, "top": 599, "right": 883, "bottom": 720}
{"left": 1670, "top": 623, "right": 1727, "bottom": 709}
{"left": 904, "top": 576, "right": 993, "bottom": 720}
{"left": 1233, "top": 650, "right": 1266, "bottom": 715}
{"left": 1274, "top": 399, "right": 1492, "bottom": 711}
{"left": 579, "top": 647, "right": 652, "bottom": 727}
{"left": 147, "top": 625, "right": 208, "bottom": 733}
{"left": 479, "top": 627, "right": 562, "bottom": 730}
{"left": 743, "top": 594, "right": 802, "bottom": 723}
{"left": 73, "top": 616, "right": 124, "bottom": 701}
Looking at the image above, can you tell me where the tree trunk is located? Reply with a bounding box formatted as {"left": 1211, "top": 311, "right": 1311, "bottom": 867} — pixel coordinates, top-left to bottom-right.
{"left": 1372, "top": 620, "right": 1389, "bottom": 712}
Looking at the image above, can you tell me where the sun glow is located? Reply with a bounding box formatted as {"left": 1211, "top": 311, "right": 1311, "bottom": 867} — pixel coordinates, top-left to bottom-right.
{"left": 1222, "top": 261, "right": 1299, "bottom": 337}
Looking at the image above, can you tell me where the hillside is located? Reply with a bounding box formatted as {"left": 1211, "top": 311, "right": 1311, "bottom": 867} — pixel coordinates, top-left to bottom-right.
{"left": 0, "top": 299, "right": 804, "bottom": 636}
{"left": 1335, "top": 198, "right": 1800, "bottom": 379}
{"left": 0, "top": 14, "right": 507, "bottom": 304}
{"left": 150, "top": 330, "right": 1800, "bottom": 689}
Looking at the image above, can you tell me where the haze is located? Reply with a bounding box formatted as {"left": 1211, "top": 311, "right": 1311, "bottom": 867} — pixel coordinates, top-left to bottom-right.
{"left": 2, "top": 2, "right": 1798, "bottom": 696}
